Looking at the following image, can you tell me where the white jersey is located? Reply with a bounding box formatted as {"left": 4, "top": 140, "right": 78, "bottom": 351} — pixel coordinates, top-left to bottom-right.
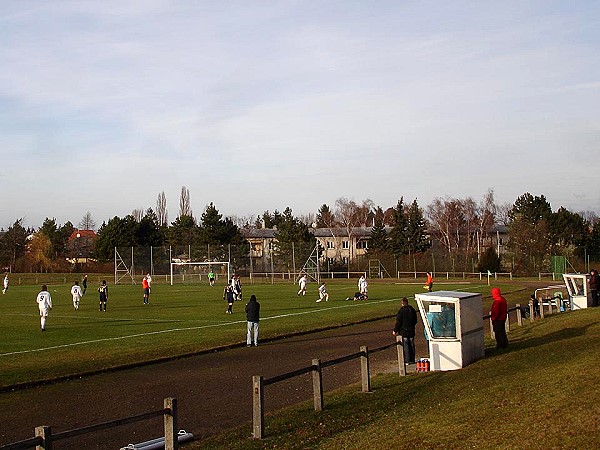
{"left": 299, "top": 276, "right": 307, "bottom": 288}
{"left": 319, "top": 284, "right": 327, "bottom": 295}
{"left": 358, "top": 276, "right": 368, "bottom": 293}
{"left": 37, "top": 290, "right": 53, "bottom": 312}
{"left": 71, "top": 285, "right": 83, "bottom": 300}
{"left": 3, "top": 276, "right": 8, "bottom": 289}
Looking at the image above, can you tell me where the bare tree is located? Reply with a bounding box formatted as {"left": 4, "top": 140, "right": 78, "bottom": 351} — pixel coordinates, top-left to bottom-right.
{"left": 178, "top": 186, "right": 192, "bottom": 218}
{"left": 496, "top": 202, "right": 512, "bottom": 226}
{"left": 228, "top": 214, "right": 255, "bottom": 228}
{"left": 156, "top": 191, "right": 168, "bottom": 227}
{"left": 79, "top": 212, "right": 96, "bottom": 231}
{"left": 426, "top": 197, "right": 465, "bottom": 257}
{"left": 132, "top": 209, "right": 144, "bottom": 222}
{"left": 475, "top": 189, "right": 497, "bottom": 258}
{"left": 335, "top": 198, "right": 374, "bottom": 263}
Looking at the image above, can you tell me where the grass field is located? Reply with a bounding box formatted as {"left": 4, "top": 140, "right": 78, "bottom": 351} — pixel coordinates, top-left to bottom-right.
{"left": 0, "top": 276, "right": 524, "bottom": 388}
{"left": 194, "top": 304, "right": 600, "bottom": 450}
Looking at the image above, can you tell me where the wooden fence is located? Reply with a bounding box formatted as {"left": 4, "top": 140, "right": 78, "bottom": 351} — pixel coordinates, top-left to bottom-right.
{"left": 253, "top": 296, "right": 561, "bottom": 439}
{"left": 252, "top": 338, "right": 408, "bottom": 439}
{"left": 0, "top": 398, "right": 180, "bottom": 450}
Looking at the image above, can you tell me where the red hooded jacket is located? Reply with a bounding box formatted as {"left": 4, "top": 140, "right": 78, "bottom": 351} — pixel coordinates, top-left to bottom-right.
{"left": 491, "top": 287, "right": 507, "bottom": 321}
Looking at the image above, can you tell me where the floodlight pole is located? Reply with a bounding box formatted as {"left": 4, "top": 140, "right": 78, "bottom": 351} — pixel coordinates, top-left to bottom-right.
{"left": 316, "top": 244, "right": 320, "bottom": 284}
{"left": 170, "top": 246, "right": 173, "bottom": 286}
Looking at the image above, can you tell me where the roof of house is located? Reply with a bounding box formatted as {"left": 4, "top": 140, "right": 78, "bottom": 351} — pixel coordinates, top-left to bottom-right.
{"left": 67, "top": 229, "right": 97, "bottom": 241}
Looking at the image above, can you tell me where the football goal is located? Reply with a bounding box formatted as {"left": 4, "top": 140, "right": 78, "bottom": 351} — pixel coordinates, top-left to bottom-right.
{"left": 170, "top": 261, "right": 230, "bottom": 285}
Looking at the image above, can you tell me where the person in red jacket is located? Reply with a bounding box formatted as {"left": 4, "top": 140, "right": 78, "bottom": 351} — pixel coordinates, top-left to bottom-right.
{"left": 491, "top": 287, "right": 508, "bottom": 349}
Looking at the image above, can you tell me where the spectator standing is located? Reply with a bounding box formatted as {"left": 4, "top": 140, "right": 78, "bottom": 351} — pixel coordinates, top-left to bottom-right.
{"left": 71, "top": 281, "right": 83, "bottom": 311}
{"left": 589, "top": 269, "right": 599, "bottom": 307}
{"left": 393, "top": 297, "right": 418, "bottom": 364}
{"left": 36, "top": 285, "right": 53, "bottom": 331}
{"left": 491, "top": 287, "right": 508, "bottom": 349}
{"left": 245, "top": 294, "right": 260, "bottom": 346}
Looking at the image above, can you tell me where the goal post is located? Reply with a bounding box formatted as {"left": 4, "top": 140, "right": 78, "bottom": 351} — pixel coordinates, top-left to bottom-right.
{"left": 170, "top": 261, "right": 230, "bottom": 286}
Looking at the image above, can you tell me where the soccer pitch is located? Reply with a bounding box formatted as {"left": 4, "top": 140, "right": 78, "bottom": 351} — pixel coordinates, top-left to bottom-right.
{"left": 0, "top": 278, "right": 504, "bottom": 387}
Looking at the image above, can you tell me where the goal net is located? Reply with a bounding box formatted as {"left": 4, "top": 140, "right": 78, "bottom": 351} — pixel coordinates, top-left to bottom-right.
{"left": 170, "top": 261, "right": 230, "bottom": 285}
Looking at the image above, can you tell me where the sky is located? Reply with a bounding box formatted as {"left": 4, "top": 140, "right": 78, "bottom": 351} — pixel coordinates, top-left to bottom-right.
{"left": 1, "top": 0, "right": 599, "bottom": 230}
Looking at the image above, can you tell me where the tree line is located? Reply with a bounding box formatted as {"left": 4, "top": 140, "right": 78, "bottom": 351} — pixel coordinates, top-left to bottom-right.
{"left": 0, "top": 187, "right": 598, "bottom": 275}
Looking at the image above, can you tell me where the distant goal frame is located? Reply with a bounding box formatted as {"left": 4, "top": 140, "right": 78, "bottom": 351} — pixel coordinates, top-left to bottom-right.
{"left": 170, "top": 261, "right": 231, "bottom": 286}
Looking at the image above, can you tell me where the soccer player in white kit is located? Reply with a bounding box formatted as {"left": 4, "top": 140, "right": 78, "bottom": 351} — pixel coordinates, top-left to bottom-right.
{"left": 2, "top": 274, "right": 8, "bottom": 294}
{"left": 36, "top": 285, "right": 53, "bottom": 331}
{"left": 358, "top": 275, "right": 369, "bottom": 299}
{"left": 297, "top": 274, "right": 307, "bottom": 296}
{"left": 71, "top": 281, "right": 83, "bottom": 310}
{"left": 317, "top": 282, "right": 329, "bottom": 302}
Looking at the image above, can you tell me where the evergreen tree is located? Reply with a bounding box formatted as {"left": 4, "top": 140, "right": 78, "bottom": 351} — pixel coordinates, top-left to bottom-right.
{"left": 0, "top": 219, "right": 28, "bottom": 271}
{"left": 406, "top": 199, "right": 430, "bottom": 253}
{"left": 316, "top": 204, "right": 335, "bottom": 227}
{"left": 476, "top": 246, "right": 501, "bottom": 273}
{"left": 387, "top": 198, "right": 409, "bottom": 258}
{"left": 137, "top": 208, "right": 165, "bottom": 247}
{"left": 368, "top": 219, "right": 388, "bottom": 255}
{"left": 273, "top": 207, "right": 314, "bottom": 270}
{"left": 95, "top": 215, "right": 139, "bottom": 261}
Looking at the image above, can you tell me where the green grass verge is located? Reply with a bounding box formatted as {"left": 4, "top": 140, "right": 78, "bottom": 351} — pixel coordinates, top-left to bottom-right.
{"left": 0, "top": 277, "right": 518, "bottom": 388}
{"left": 190, "top": 307, "right": 600, "bottom": 449}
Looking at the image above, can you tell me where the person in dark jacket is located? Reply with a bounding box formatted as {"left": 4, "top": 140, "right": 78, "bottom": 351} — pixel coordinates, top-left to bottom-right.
{"left": 589, "top": 269, "right": 599, "bottom": 307}
{"left": 393, "top": 297, "right": 418, "bottom": 364}
{"left": 491, "top": 287, "right": 508, "bottom": 349}
{"left": 245, "top": 294, "right": 260, "bottom": 347}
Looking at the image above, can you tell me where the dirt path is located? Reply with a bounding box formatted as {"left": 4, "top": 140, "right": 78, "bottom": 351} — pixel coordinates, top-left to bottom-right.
{"left": 1, "top": 317, "right": 427, "bottom": 449}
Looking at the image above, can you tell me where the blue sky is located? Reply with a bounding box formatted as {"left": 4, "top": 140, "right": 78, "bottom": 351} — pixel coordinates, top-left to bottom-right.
{"left": 1, "top": 1, "right": 599, "bottom": 229}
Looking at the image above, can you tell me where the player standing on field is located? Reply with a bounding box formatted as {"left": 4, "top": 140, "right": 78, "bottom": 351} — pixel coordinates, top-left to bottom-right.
{"left": 98, "top": 280, "right": 108, "bottom": 311}
{"left": 297, "top": 274, "right": 307, "bottom": 296}
{"left": 2, "top": 273, "right": 8, "bottom": 294}
{"left": 36, "top": 285, "right": 52, "bottom": 331}
{"left": 358, "top": 275, "right": 369, "bottom": 300}
{"left": 142, "top": 275, "right": 150, "bottom": 304}
{"left": 71, "top": 281, "right": 83, "bottom": 310}
{"left": 82, "top": 274, "right": 88, "bottom": 295}
{"left": 208, "top": 270, "right": 215, "bottom": 286}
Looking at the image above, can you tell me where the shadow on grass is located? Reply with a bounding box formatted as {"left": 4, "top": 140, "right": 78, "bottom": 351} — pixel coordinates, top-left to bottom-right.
{"left": 485, "top": 323, "right": 595, "bottom": 358}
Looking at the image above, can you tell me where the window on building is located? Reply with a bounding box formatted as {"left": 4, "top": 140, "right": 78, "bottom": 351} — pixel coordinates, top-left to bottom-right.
{"left": 342, "top": 240, "right": 349, "bottom": 249}
{"left": 356, "top": 240, "right": 368, "bottom": 249}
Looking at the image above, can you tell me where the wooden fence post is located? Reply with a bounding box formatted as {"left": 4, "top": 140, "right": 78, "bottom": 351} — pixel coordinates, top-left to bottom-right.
{"left": 489, "top": 315, "right": 495, "bottom": 339}
{"left": 35, "top": 425, "right": 52, "bottom": 450}
{"left": 360, "top": 346, "right": 371, "bottom": 393}
{"left": 530, "top": 301, "right": 535, "bottom": 323}
{"left": 252, "top": 375, "right": 264, "bottom": 439}
{"left": 396, "top": 336, "right": 406, "bottom": 376}
{"left": 312, "top": 359, "right": 324, "bottom": 412}
{"left": 540, "top": 300, "right": 545, "bottom": 319}
{"left": 516, "top": 304, "right": 522, "bottom": 326}
{"left": 505, "top": 313, "right": 510, "bottom": 334}
{"left": 164, "top": 397, "right": 178, "bottom": 450}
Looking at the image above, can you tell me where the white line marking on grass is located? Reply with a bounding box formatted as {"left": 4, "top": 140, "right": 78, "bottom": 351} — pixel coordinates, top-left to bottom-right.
{"left": 0, "top": 297, "right": 403, "bottom": 358}
{"left": 3, "top": 313, "right": 184, "bottom": 323}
